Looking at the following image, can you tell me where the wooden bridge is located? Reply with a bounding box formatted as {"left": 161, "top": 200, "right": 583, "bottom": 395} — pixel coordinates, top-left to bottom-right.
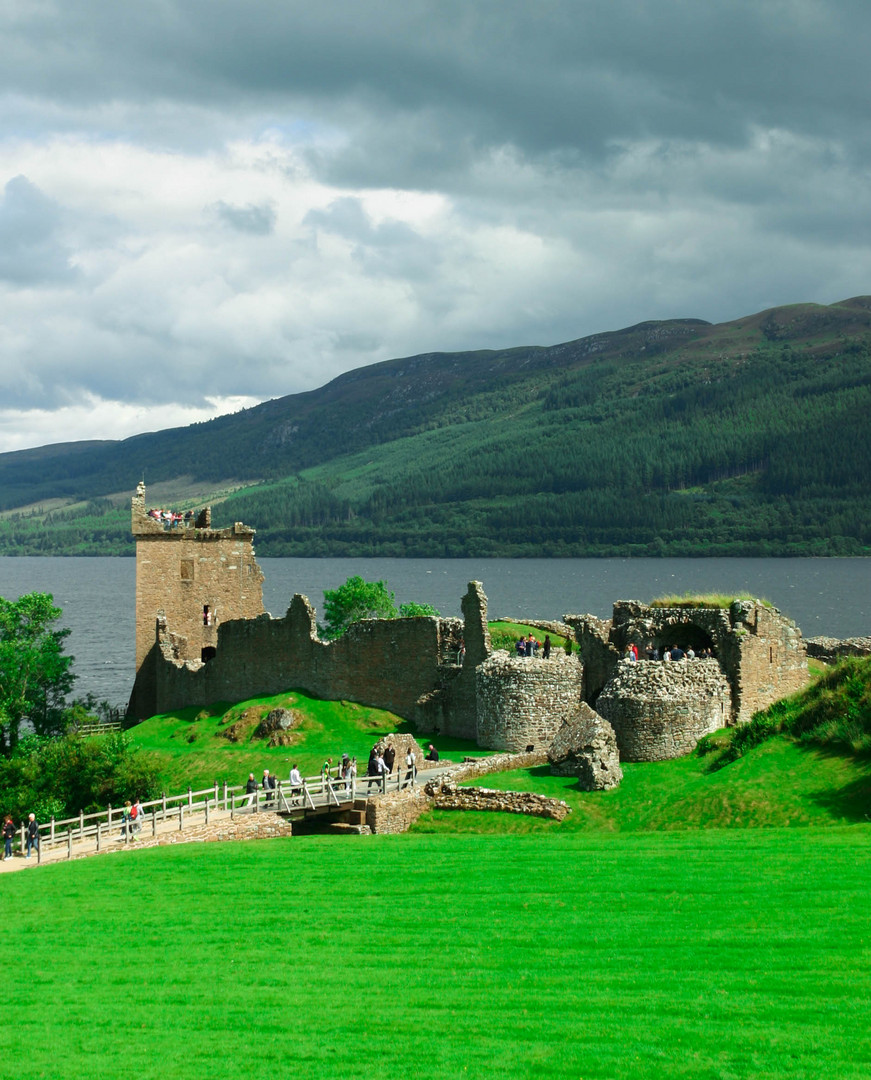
{"left": 0, "top": 766, "right": 441, "bottom": 871}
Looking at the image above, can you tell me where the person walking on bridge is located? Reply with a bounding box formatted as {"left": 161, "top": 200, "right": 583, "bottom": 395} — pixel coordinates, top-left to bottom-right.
{"left": 25, "top": 814, "right": 39, "bottom": 858}
{"left": 245, "top": 773, "right": 258, "bottom": 808}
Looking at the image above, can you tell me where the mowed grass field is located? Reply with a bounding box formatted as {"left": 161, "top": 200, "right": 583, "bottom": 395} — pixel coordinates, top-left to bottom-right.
{"left": 1, "top": 825, "right": 870, "bottom": 1080}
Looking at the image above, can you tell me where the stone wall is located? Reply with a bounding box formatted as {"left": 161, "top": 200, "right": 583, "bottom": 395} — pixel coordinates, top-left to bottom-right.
{"left": 567, "top": 598, "right": 808, "bottom": 729}
{"left": 729, "top": 602, "right": 807, "bottom": 723}
{"left": 130, "top": 582, "right": 489, "bottom": 735}
{"left": 430, "top": 783, "right": 571, "bottom": 820}
{"left": 365, "top": 786, "right": 433, "bottom": 834}
{"left": 806, "top": 636, "right": 871, "bottom": 662}
{"left": 595, "top": 659, "right": 732, "bottom": 761}
{"left": 364, "top": 750, "right": 549, "bottom": 834}
{"left": 476, "top": 653, "right": 582, "bottom": 751}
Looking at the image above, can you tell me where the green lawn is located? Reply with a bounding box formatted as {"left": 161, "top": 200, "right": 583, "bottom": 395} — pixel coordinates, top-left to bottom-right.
{"left": 1, "top": 826, "right": 869, "bottom": 1079}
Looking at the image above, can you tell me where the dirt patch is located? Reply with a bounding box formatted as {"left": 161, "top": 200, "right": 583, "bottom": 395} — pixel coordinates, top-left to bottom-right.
{"left": 218, "top": 706, "right": 263, "bottom": 743}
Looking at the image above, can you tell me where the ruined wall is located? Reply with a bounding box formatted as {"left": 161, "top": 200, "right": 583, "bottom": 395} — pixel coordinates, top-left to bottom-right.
{"left": 567, "top": 599, "right": 807, "bottom": 727}
{"left": 595, "top": 659, "right": 732, "bottom": 761}
{"left": 564, "top": 614, "right": 618, "bottom": 702}
{"left": 429, "top": 784, "right": 571, "bottom": 820}
{"left": 143, "top": 594, "right": 450, "bottom": 722}
{"left": 475, "top": 654, "right": 582, "bottom": 752}
{"left": 806, "top": 636, "right": 871, "bottom": 662}
{"left": 130, "top": 582, "right": 491, "bottom": 732}
{"left": 729, "top": 601, "right": 808, "bottom": 723}
{"left": 132, "top": 482, "right": 264, "bottom": 673}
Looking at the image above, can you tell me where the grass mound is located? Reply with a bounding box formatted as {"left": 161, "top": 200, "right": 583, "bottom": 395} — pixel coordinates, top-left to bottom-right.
{"left": 130, "top": 690, "right": 484, "bottom": 791}
{"left": 705, "top": 655, "right": 871, "bottom": 770}
{"left": 650, "top": 592, "right": 773, "bottom": 609}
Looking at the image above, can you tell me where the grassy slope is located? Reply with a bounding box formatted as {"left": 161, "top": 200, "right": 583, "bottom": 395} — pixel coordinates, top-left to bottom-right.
{"left": 414, "top": 739, "right": 871, "bottom": 834}
{"left": 1, "top": 827, "right": 869, "bottom": 1080}
{"left": 130, "top": 690, "right": 487, "bottom": 791}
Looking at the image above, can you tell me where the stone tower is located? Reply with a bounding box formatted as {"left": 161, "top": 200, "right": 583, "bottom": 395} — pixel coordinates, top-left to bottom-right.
{"left": 131, "top": 481, "right": 265, "bottom": 680}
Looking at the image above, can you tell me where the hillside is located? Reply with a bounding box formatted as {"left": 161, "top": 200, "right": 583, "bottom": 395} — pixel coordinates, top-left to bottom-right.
{"left": 1, "top": 296, "right": 871, "bottom": 556}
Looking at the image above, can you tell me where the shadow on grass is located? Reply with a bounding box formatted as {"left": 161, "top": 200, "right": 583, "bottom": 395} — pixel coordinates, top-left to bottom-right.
{"left": 806, "top": 773, "right": 871, "bottom": 823}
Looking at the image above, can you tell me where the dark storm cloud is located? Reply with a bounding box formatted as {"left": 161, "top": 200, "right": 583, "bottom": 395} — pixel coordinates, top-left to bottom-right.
{"left": 4, "top": 1, "right": 869, "bottom": 171}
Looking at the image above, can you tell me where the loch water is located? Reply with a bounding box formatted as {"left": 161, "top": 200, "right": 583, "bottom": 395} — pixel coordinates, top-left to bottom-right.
{"left": 0, "top": 555, "right": 868, "bottom": 708}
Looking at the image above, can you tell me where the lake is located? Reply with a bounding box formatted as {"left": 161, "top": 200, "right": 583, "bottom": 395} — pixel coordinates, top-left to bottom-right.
{"left": 1, "top": 556, "right": 868, "bottom": 708}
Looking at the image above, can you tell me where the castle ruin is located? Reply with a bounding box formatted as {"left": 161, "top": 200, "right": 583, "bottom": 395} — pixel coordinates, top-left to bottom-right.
{"left": 128, "top": 485, "right": 809, "bottom": 762}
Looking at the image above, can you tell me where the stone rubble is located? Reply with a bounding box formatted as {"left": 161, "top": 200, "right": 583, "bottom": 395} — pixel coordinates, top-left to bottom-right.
{"left": 547, "top": 704, "right": 623, "bottom": 790}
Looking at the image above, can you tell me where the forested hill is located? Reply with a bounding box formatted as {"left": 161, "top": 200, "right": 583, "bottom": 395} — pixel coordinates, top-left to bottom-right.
{"left": 2, "top": 296, "right": 871, "bottom": 557}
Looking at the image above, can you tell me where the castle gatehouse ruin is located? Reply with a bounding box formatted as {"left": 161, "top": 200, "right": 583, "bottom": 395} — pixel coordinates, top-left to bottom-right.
{"left": 127, "top": 486, "right": 809, "bottom": 762}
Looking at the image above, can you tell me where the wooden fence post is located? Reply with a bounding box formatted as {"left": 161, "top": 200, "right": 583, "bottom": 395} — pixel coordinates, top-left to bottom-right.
{"left": 68, "top": 830, "right": 73, "bottom": 860}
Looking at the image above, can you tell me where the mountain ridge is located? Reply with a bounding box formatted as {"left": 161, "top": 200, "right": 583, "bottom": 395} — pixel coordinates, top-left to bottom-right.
{"left": 1, "top": 296, "right": 870, "bottom": 557}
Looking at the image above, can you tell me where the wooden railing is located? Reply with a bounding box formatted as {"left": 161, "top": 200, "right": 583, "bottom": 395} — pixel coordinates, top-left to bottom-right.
{"left": 14, "top": 766, "right": 421, "bottom": 864}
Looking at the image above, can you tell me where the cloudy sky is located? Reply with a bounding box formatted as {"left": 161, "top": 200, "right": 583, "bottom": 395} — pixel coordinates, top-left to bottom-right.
{"left": 1, "top": 0, "right": 869, "bottom": 452}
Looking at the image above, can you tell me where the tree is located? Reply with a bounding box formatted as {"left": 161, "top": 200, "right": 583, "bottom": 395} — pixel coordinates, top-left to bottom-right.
{"left": 0, "top": 593, "right": 76, "bottom": 753}
{"left": 398, "top": 602, "right": 441, "bottom": 618}
{"left": 320, "top": 576, "right": 398, "bottom": 639}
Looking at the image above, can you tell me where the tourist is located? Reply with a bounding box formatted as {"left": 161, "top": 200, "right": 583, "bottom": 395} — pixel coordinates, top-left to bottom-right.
{"left": 543, "top": 635, "right": 552, "bottom": 659}
{"left": 348, "top": 757, "right": 358, "bottom": 785}
{"left": 128, "top": 798, "right": 140, "bottom": 840}
{"left": 626, "top": 645, "right": 636, "bottom": 663}
{"left": 515, "top": 637, "right": 526, "bottom": 658}
{"left": 245, "top": 773, "right": 258, "bottom": 807}
{"left": 670, "top": 645, "right": 685, "bottom": 661}
{"left": 686, "top": 646, "right": 696, "bottom": 660}
{"left": 262, "top": 769, "right": 276, "bottom": 807}
{"left": 405, "top": 746, "right": 416, "bottom": 785}
{"left": 3, "top": 814, "right": 14, "bottom": 860}
{"left": 25, "top": 814, "right": 39, "bottom": 858}
{"left": 527, "top": 633, "right": 538, "bottom": 656}
{"left": 288, "top": 763, "right": 302, "bottom": 804}
{"left": 366, "top": 751, "right": 380, "bottom": 792}
{"left": 383, "top": 744, "right": 396, "bottom": 774}
{"left": 321, "top": 758, "right": 333, "bottom": 785}
{"left": 425, "top": 743, "right": 439, "bottom": 762}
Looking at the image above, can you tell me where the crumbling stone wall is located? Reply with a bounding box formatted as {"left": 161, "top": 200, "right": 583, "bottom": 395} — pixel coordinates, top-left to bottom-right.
{"left": 364, "top": 749, "right": 549, "bottom": 833}
{"left": 130, "top": 580, "right": 490, "bottom": 733}
{"left": 728, "top": 601, "right": 808, "bottom": 723}
{"left": 475, "top": 654, "right": 582, "bottom": 751}
{"left": 595, "top": 659, "right": 732, "bottom": 761}
{"left": 567, "top": 598, "right": 807, "bottom": 728}
{"left": 429, "top": 783, "right": 571, "bottom": 820}
{"left": 365, "top": 786, "right": 433, "bottom": 834}
{"left": 806, "top": 636, "right": 871, "bottom": 662}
